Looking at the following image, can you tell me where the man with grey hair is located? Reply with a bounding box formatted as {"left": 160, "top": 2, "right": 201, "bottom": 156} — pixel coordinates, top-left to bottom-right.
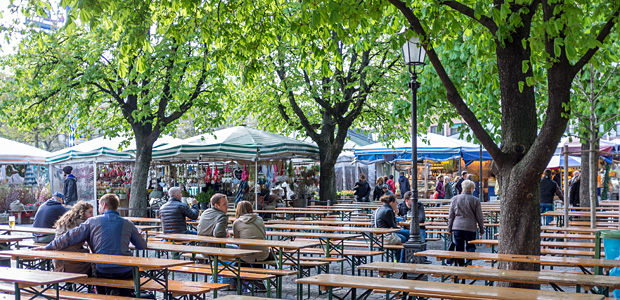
{"left": 159, "top": 187, "right": 199, "bottom": 234}
{"left": 448, "top": 180, "right": 484, "bottom": 266}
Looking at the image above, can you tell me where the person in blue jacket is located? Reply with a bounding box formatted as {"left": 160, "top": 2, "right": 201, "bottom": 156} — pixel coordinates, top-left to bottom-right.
{"left": 33, "top": 192, "right": 68, "bottom": 243}
{"left": 42, "top": 194, "right": 147, "bottom": 296}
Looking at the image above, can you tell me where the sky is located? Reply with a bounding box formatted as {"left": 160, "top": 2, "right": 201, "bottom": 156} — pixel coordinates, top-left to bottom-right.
{"left": 0, "top": 0, "right": 66, "bottom": 55}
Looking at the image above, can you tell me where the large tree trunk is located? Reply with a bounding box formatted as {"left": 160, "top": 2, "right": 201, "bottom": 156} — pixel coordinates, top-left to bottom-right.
{"left": 129, "top": 129, "right": 159, "bottom": 217}
{"left": 319, "top": 156, "right": 337, "bottom": 205}
{"left": 588, "top": 136, "right": 599, "bottom": 228}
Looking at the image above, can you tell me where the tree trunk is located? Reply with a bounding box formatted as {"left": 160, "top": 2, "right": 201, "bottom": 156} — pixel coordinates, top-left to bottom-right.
{"left": 589, "top": 136, "right": 598, "bottom": 228}
{"left": 319, "top": 158, "right": 337, "bottom": 205}
{"left": 496, "top": 164, "right": 541, "bottom": 289}
{"left": 129, "top": 131, "right": 158, "bottom": 217}
{"left": 580, "top": 142, "right": 591, "bottom": 208}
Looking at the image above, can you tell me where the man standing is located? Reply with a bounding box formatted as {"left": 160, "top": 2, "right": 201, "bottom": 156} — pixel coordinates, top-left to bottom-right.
{"left": 32, "top": 192, "right": 67, "bottom": 243}
{"left": 62, "top": 166, "right": 78, "bottom": 206}
{"left": 197, "top": 193, "right": 230, "bottom": 247}
{"left": 454, "top": 171, "right": 467, "bottom": 194}
{"left": 43, "top": 194, "right": 147, "bottom": 296}
{"left": 159, "top": 187, "right": 199, "bottom": 234}
{"left": 540, "top": 169, "right": 564, "bottom": 225}
{"left": 444, "top": 175, "right": 454, "bottom": 199}
{"left": 398, "top": 172, "right": 410, "bottom": 200}
{"left": 569, "top": 171, "right": 581, "bottom": 207}
{"left": 353, "top": 173, "right": 371, "bottom": 202}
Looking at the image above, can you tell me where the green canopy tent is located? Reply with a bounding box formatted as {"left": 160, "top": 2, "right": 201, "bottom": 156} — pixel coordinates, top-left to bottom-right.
{"left": 151, "top": 126, "right": 320, "bottom": 207}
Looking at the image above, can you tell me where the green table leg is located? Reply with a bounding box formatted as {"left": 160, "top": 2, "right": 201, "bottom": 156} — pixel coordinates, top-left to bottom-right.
{"left": 14, "top": 282, "right": 20, "bottom": 300}
{"left": 133, "top": 266, "right": 141, "bottom": 298}
{"left": 213, "top": 256, "right": 219, "bottom": 298}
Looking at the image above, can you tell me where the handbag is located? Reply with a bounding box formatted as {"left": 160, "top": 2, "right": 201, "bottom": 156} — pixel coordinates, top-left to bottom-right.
{"left": 373, "top": 208, "right": 402, "bottom": 245}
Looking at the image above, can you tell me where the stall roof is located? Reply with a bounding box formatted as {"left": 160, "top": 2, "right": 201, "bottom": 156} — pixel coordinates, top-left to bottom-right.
{"left": 547, "top": 154, "right": 581, "bottom": 169}
{"left": 354, "top": 133, "right": 478, "bottom": 164}
{"left": 152, "top": 126, "right": 320, "bottom": 162}
{"left": 0, "top": 137, "right": 51, "bottom": 164}
{"left": 46, "top": 135, "right": 181, "bottom": 164}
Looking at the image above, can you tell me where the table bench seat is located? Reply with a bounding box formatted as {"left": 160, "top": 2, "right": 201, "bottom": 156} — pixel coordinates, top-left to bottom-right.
{"left": 261, "top": 260, "right": 329, "bottom": 268}
{"left": 291, "top": 248, "right": 384, "bottom": 257}
{"left": 296, "top": 274, "right": 605, "bottom": 300}
{"left": 169, "top": 265, "right": 276, "bottom": 281}
{"left": 72, "top": 277, "right": 228, "bottom": 297}
{"left": 0, "top": 283, "right": 140, "bottom": 300}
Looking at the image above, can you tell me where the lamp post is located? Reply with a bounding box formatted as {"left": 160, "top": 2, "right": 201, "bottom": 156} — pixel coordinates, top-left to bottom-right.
{"left": 402, "top": 34, "right": 426, "bottom": 264}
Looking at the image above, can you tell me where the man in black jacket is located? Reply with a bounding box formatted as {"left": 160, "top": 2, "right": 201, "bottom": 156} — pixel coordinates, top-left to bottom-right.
{"left": 398, "top": 172, "right": 410, "bottom": 200}
{"left": 159, "top": 187, "right": 199, "bottom": 234}
{"left": 353, "top": 174, "right": 371, "bottom": 202}
{"left": 62, "top": 166, "right": 78, "bottom": 206}
{"left": 540, "top": 169, "right": 564, "bottom": 225}
{"left": 454, "top": 171, "right": 467, "bottom": 194}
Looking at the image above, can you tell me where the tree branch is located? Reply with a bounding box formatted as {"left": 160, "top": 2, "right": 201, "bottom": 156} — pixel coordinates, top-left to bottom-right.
{"left": 386, "top": 0, "right": 504, "bottom": 164}
{"left": 571, "top": 5, "right": 620, "bottom": 77}
{"left": 439, "top": 0, "right": 498, "bottom": 34}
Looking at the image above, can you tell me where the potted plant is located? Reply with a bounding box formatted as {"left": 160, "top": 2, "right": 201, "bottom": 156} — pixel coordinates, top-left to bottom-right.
{"left": 196, "top": 188, "right": 214, "bottom": 210}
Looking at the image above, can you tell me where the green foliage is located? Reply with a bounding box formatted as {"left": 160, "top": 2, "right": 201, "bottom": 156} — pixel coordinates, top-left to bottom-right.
{"left": 196, "top": 189, "right": 214, "bottom": 204}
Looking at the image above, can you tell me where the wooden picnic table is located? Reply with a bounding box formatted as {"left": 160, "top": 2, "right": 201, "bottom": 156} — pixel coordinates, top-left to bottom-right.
{"left": 157, "top": 233, "right": 320, "bottom": 299}
{"left": 0, "top": 235, "right": 33, "bottom": 250}
{"left": 417, "top": 249, "right": 620, "bottom": 271}
{"left": 144, "top": 243, "right": 262, "bottom": 296}
{"left": 265, "top": 219, "right": 372, "bottom": 227}
{"left": 2, "top": 249, "right": 191, "bottom": 298}
{"left": 0, "top": 267, "right": 87, "bottom": 300}
{"left": 254, "top": 210, "right": 328, "bottom": 220}
{"left": 0, "top": 225, "right": 56, "bottom": 236}
{"left": 126, "top": 217, "right": 198, "bottom": 226}
{"left": 358, "top": 261, "right": 618, "bottom": 295}
{"left": 296, "top": 274, "right": 604, "bottom": 300}
{"left": 542, "top": 226, "right": 606, "bottom": 233}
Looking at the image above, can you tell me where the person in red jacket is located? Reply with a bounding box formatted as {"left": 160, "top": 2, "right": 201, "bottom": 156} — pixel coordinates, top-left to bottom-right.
{"left": 385, "top": 175, "right": 396, "bottom": 194}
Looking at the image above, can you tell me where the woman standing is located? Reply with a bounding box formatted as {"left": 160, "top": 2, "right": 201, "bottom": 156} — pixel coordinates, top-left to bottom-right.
{"left": 435, "top": 174, "right": 445, "bottom": 199}
{"left": 232, "top": 201, "right": 270, "bottom": 264}
{"left": 448, "top": 180, "right": 484, "bottom": 266}
{"left": 53, "top": 201, "right": 94, "bottom": 274}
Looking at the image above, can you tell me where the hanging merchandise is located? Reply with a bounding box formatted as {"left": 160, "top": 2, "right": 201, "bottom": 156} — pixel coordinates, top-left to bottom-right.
{"left": 241, "top": 164, "right": 249, "bottom": 181}
{"left": 205, "top": 165, "right": 212, "bottom": 183}
{"left": 213, "top": 165, "right": 220, "bottom": 183}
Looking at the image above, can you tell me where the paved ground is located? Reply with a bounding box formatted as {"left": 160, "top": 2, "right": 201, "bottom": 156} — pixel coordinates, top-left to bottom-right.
{"left": 4, "top": 225, "right": 593, "bottom": 299}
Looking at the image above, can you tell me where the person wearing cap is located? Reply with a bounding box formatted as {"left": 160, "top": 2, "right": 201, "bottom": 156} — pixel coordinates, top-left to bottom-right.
{"left": 62, "top": 166, "right": 78, "bottom": 206}
{"left": 382, "top": 184, "right": 394, "bottom": 196}
{"left": 32, "top": 192, "right": 68, "bottom": 243}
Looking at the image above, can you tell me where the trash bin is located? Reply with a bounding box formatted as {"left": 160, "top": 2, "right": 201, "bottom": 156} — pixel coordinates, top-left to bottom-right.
{"left": 602, "top": 230, "right": 620, "bottom": 260}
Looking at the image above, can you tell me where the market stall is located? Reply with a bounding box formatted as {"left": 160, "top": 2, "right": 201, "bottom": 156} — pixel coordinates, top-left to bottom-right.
{"left": 151, "top": 126, "right": 320, "bottom": 208}
{"left": 46, "top": 135, "right": 180, "bottom": 213}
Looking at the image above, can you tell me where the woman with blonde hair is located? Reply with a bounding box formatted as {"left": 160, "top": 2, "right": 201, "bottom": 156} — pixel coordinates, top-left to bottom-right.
{"left": 53, "top": 201, "right": 94, "bottom": 274}
{"left": 232, "top": 201, "right": 270, "bottom": 263}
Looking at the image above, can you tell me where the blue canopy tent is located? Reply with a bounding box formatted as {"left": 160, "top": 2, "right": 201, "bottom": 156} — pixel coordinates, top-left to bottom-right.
{"left": 461, "top": 146, "right": 492, "bottom": 165}
{"left": 354, "top": 133, "right": 479, "bottom": 164}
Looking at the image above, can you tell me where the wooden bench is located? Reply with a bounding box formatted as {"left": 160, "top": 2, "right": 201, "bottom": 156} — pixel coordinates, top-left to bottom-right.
{"left": 0, "top": 283, "right": 140, "bottom": 300}
{"left": 71, "top": 277, "right": 228, "bottom": 298}
{"left": 296, "top": 274, "right": 604, "bottom": 300}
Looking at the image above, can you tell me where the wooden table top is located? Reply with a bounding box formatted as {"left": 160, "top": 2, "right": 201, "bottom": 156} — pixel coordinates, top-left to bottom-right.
{"left": 136, "top": 225, "right": 161, "bottom": 231}
{"left": 543, "top": 211, "right": 620, "bottom": 217}
{"left": 469, "top": 239, "right": 598, "bottom": 249}
{"left": 0, "top": 267, "right": 87, "bottom": 287}
{"left": 216, "top": 296, "right": 274, "bottom": 300}
{"left": 145, "top": 243, "right": 263, "bottom": 258}
{"left": 541, "top": 226, "right": 606, "bottom": 233}
{"left": 254, "top": 210, "right": 328, "bottom": 215}
{"left": 417, "top": 250, "right": 620, "bottom": 268}
{"left": 274, "top": 207, "right": 358, "bottom": 212}
{"left": 295, "top": 274, "right": 603, "bottom": 300}
{"left": 493, "top": 233, "right": 596, "bottom": 240}
{"left": 0, "top": 235, "right": 33, "bottom": 242}
{"left": 0, "top": 225, "right": 56, "bottom": 235}
{"left": 358, "top": 262, "right": 620, "bottom": 288}
{"left": 126, "top": 217, "right": 198, "bottom": 226}
{"left": 265, "top": 231, "right": 361, "bottom": 240}
{"left": 2, "top": 250, "right": 192, "bottom": 269}
{"left": 265, "top": 220, "right": 372, "bottom": 227}
{"left": 157, "top": 234, "right": 321, "bottom": 249}
{"left": 265, "top": 224, "right": 400, "bottom": 234}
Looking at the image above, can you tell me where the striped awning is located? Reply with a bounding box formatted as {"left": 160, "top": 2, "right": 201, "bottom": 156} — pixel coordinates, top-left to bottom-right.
{"left": 152, "top": 126, "right": 320, "bottom": 162}
{"left": 0, "top": 137, "right": 51, "bottom": 165}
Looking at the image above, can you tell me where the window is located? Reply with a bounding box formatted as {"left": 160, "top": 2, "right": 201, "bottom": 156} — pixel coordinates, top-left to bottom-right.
{"left": 449, "top": 123, "right": 464, "bottom": 136}
{"left": 430, "top": 125, "right": 443, "bottom": 135}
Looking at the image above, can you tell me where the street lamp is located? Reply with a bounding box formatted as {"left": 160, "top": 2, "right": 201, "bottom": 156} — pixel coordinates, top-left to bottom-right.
{"left": 402, "top": 34, "right": 426, "bottom": 264}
